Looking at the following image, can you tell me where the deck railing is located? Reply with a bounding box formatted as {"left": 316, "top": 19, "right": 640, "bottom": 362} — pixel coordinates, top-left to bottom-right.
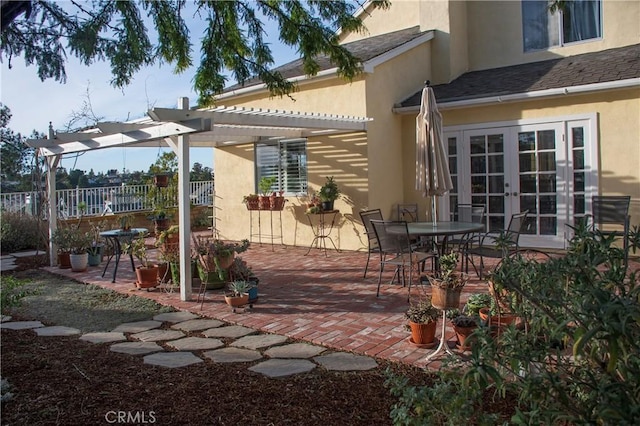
{"left": 0, "top": 181, "right": 214, "bottom": 219}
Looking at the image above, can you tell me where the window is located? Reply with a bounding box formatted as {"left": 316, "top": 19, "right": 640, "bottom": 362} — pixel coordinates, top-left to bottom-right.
{"left": 522, "top": 0, "right": 602, "bottom": 52}
{"left": 255, "top": 138, "right": 307, "bottom": 195}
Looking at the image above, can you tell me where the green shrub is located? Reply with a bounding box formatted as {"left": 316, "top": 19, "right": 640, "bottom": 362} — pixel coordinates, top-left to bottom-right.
{"left": 387, "top": 223, "right": 640, "bottom": 424}
{"left": 0, "top": 210, "right": 45, "bottom": 253}
{"left": 0, "top": 275, "right": 37, "bottom": 315}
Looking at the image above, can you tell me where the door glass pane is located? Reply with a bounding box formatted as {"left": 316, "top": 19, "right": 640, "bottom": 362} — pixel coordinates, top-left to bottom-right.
{"left": 539, "top": 152, "right": 556, "bottom": 171}
{"left": 574, "top": 172, "right": 585, "bottom": 192}
{"left": 470, "top": 136, "right": 485, "bottom": 154}
{"left": 488, "top": 176, "right": 504, "bottom": 193}
{"left": 572, "top": 127, "right": 584, "bottom": 148}
{"left": 539, "top": 174, "right": 556, "bottom": 192}
{"left": 471, "top": 176, "right": 486, "bottom": 193}
{"left": 448, "top": 138, "right": 457, "bottom": 155}
{"left": 538, "top": 130, "right": 556, "bottom": 150}
{"left": 519, "top": 132, "right": 535, "bottom": 151}
{"left": 488, "top": 196, "right": 504, "bottom": 213}
{"left": 520, "top": 175, "right": 537, "bottom": 193}
{"left": 487, "top": 135, "right": 504, "bottom": 153}
{"left": 488, "top": 216, "right": 504, "bottom": 232}
{"left": 471, "top": 156, "right": 486, "bottom": 173}
{"left": 540, "top": 217, "right": 557, "bottom": 235}
{"left": 523, "top": 217, "right": 537, "bottom": 234}
{"left": 471, "top": 195, "right": 486, "bottom": 206}
{"left": 520, "top": 195, "right": 537, "bottom": 213}
{"left": 519, "top": 153, "right": 537, "bottom": 172}
{"left": 574, "top": 195, "right": 585, "bottom": 214}
{"left": 488, "top": 155, "right": 504, "bottom": 173}
{"left": 449, "top": 156, "right": 457, "bottom": 174}
{"left": 573, "top": 150, "right": 585, "bottom": 169}
{"left": 540, "top": 195, "right": 556, "bottom": 214}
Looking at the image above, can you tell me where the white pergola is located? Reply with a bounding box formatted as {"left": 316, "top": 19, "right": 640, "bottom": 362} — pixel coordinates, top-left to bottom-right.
{"left": 26, "top": 97, "right": 370, "bottom": 301}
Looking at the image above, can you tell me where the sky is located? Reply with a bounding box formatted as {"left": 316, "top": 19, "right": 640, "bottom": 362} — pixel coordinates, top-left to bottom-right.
{"left": 0, "top": 5, "right": 297, "bottom": 175}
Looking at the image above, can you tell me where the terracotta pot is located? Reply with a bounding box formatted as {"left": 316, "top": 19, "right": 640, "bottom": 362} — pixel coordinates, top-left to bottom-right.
{"left": 57, "top": 252, "right": 71, "bottom": 269}
{"left": 479, "top": 307, "right": 517, "bottom": 326}
{"left": 452, "top": 323, "right": 478, "bottom": 351}
{"left": 270, "top": 196, "right": 285, "bottom": 211}
{"left": 135, "top": 266, "right": 159, "bottom": 288}
{"left": 245, "top": 198, "right": 259, "bottom": 210}
{"left": 408, "top": 320, "right": 437, "bottom": 345}
{"left": 157, "top": 262, "right": 170, "bottom": 283}
{"left": 224, "top": 293, "right": 249, "bottom": 308}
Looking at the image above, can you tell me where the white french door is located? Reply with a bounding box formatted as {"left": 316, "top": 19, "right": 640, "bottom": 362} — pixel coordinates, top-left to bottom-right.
{"left": 445, "top": 118, "right": 592, "bottom": 249}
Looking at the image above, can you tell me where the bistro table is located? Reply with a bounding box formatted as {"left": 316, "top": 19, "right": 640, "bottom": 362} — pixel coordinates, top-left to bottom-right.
{"left": 407, "top": 221, "right": 485, "bottom": 256}
{"left": 100, "top": 228, "right": 148, "bottom": 283}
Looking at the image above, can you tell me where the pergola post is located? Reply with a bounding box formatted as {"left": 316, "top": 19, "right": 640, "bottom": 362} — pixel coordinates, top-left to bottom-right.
{"left": 46, "top": 123, "right": 61, "bottom": 267}
{"left": 177, "top": 97, "right": 192, "bottom": 301}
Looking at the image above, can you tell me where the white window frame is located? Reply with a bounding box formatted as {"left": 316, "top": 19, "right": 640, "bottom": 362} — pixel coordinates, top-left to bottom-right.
{"left": 255, "top": 138, "right": 308, "bottom": 196}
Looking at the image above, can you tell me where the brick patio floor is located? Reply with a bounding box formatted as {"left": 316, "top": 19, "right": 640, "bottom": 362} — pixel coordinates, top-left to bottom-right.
{"left": 43, "top": 235, "right": 639, "bottom": 370}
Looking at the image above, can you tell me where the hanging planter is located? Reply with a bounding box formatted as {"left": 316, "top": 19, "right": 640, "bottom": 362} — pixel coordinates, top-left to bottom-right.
{"left": 154, "top": 173, "right": 170, "bottom": 188}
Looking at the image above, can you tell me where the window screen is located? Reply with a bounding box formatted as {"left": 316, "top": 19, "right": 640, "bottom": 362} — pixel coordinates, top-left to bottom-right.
{"left": 255, "top": 139, "right": 307, "bottom": 195}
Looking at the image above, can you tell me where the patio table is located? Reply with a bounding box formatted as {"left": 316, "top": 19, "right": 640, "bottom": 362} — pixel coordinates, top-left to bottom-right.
{"left": 100, "top": 228, "right": 148, "bottom": 283}
{"left": 407, "top": 221, "right": 484, "bottom": 256}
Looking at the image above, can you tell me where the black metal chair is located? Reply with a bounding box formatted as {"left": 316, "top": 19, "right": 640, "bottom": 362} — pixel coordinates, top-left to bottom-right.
{"left": 590, "top": 195, "right": 631, "bottom": 268}
{"left": 359, "top": 209, "right": 383, "bottom": 278}
{"left": 370, "top": 220, "right": 438, "bottom": 300}
{"left": 396, "top": 203, "right": 419, "bottom": 222}
{"left": 464, "top": 210, "right": 530, "bottom": 279}
{"left": 448, "top": 203, "right": 486, "bottom": 254}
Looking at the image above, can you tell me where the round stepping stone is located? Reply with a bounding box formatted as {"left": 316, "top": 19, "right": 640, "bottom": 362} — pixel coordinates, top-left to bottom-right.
{"left": 314, "top": 352, "right": 378, "bottom": 371}
{"left": 110, "top": 341, "right": 163, "bottom": 355}
{"left": 1, "top": 316, "right": 12, "bottom": 323}
{"left": 203, "top": 347, "right": 262, "bottom": 363}
{"left": 111, "top": 320, "right": 162, "bottom": 333}
{"left": 171, "top": 319, "right": 224, "bottom": 332}
{"left": 0, "top": 321, "right": 44, "bottom": 330}
{"left": 34, "top": 326, "right": 81, "bottom": 336}
{"left": 153, "top": 312, "right": 199, "bottom": 323}
{"left": 131, "top": 329, "right": 185, "bottom": 342}
{"left": 167, "top": 337, "right": 224, "bottom": 351}
{"left": 80, "top": 332, "right": 127, "bottom": 344}
{"left": 264, "top": 343, "right": 326, "bottom": 359}
{"left": 202, "top": 325, "right": 255, "bottom": 339}
{"left": 231, "top": 334, "right": 288, "bottom": 350}
{"left": 249, "top": 359, "right": 316, "bottom": 378}
{"left": 143, "top": 352, "right": 203, "bottom": 368}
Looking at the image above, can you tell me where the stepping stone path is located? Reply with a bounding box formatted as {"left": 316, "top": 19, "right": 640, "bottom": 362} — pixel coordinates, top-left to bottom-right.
{"left": 1, "top": 313, "right": 379, "bottom": 378}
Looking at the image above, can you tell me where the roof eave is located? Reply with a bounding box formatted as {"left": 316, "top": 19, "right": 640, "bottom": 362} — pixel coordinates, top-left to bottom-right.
{"left": 392, "top": 78, "right": 640, "bottom": 114}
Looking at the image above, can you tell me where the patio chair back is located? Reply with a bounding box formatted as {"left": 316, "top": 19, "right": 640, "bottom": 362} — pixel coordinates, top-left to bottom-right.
{"left": 370, "top": 219, "right": 436, "bottom": 300}
{"left": 359, "top": 209, "right": 383, "bottom": 278}
{"left": 396, "top": 203, "right": 419, "bottom": 222}
{"left": 591, "top": 195, "right": 631, "bottom": 268}
{"left": 504, "top": 210, "right": 530, "bottom": 249}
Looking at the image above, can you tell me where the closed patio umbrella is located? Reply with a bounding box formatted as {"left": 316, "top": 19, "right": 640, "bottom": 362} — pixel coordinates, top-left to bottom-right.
{"left": 415, "top": 83, "right": 453, "bottom": 222}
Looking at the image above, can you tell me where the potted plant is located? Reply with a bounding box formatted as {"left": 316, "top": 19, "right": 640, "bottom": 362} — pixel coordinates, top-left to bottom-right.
{"left": 318, "top": 176, "right": 340, "bottom": 211}
{"left": 229, "top": 257, "right": 258, "bottom": 302}
{"left": 258, "top": 176, "right": 277, "bottom": 210}
{"left": 156, "top": 225, "right": 179, "bottom": 253}
{"left": 242, "top": 193, "right": 260, "bottom": 210}
{"left": 224, "top": 280, "right": 251, "bottom": 312}
{"left": 119, "top": 213, "right": 134, "bottom": 231}
{"left": 270, "top": 190, "right": 286, "bottom": 211}
{"left": 193, "top": 235, "right": 250, "bottom": 289}
{"left": 87, "top": 221, "right": 106, "bottom": 266}
{"left": 427, "top": 252, "right": 468, "bottom": 310}
{"left": 405, "top": 296, "right": 440, "bottom": 347}
{"left": 51, "top": 226, "right": 74, "bottom": 269}
{"left": 124, "top": 235, "right": 159, "bottom": 289}
{"left": 448, "top": 309, "right": 479, "bottom": 351}
{"left": 68, "top": 229, "right": 92, "bottom": 272}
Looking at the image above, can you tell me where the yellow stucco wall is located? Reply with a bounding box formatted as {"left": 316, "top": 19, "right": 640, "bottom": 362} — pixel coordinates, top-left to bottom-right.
{"left": 398, "top": 88, "right": 640, "bottom": 223}
{"left": 340, "top": 1, "right": 421, "bottom": 43}
{"left": 214, "top": 42, "right": 433, "bottom": 251}
{"left": 466, "top": 0, "right": 640, "bottom": 71}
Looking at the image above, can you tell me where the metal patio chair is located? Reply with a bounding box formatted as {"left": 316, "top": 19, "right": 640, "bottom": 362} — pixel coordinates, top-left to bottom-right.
{"left": 590, "top": 195, "right": 631, "bottom": 269}
{"left": 359, "top": 209, "right": 383, "bottom": 278}
{"left": 370, "top": 220, "right": 438, "bottom": 300}
{"left": 464, "top": 210, "right": 530, "bottom": 279}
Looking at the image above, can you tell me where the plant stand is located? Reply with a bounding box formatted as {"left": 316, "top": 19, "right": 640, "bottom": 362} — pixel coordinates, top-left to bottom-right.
{"left": 249, "top": 209, "right": 284, "bottom": 251}
{"left": 425, "top": 309, "right": 456, "bottom": 361}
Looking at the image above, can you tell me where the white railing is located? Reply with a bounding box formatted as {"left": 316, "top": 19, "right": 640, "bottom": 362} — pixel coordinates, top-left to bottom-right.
{"left": 0, "top": 181, "right": 214, "bottom": 218}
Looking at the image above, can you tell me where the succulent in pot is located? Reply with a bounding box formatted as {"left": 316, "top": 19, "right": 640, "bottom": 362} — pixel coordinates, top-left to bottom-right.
{"left": 427, "top": 252, "right": 468, "bottom": 310}
{"left": 405, "top": 296, "right": 440, "bottom": 346}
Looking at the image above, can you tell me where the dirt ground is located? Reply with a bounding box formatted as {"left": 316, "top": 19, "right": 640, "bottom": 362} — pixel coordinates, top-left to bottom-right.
{"left": 1, "top": 256, "right": 514, "bottom": 425}
{"left": 1, "top": 258, "right": 432, "bottom": 425}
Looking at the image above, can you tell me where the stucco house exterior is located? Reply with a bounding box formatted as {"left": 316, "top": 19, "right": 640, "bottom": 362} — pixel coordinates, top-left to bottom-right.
{"left": 212, "top": 0, "right": 639, "bottom": 251}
